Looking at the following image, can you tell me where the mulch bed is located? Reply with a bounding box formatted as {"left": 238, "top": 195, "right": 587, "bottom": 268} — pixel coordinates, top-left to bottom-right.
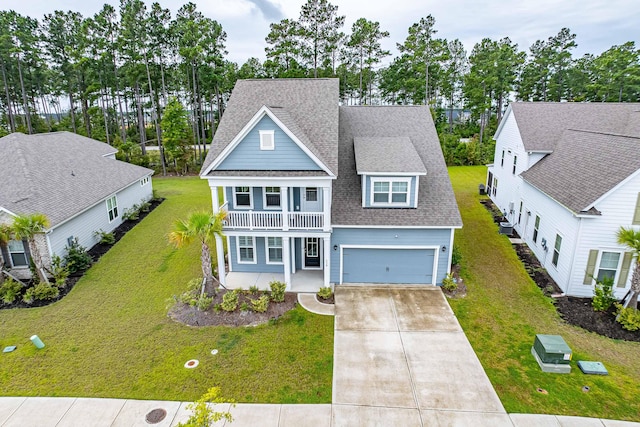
{"left": 480, "top": 197, "right": 639, "bottom": 342}
{"left": 443, "top": 264, "right": 467, "bottom": 298}
{"left": 317, "top": 295, "right": 334, "bottom": 305}
{"left": 0, "top": 198, "right": 164, "bottom": 310}
{"left": 168, "top": 291, "right": 299, "bottom": 327}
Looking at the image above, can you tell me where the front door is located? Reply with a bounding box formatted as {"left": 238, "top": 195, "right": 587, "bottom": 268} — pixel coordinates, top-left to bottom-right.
{"left": 304, "top": 237, "right": 321, "bottom": 268}
{"left": 301, "top": 187, "right": 321, "bottom": 212}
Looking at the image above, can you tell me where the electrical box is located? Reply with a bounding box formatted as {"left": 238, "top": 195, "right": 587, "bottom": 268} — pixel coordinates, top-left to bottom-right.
{"left": 533, "top": 334, "right": 571, "bottom": 364}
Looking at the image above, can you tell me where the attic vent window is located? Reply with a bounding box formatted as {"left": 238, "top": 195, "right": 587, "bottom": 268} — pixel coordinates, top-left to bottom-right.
{"left": 259, "top": 130, "right": 275, "bottom": 150}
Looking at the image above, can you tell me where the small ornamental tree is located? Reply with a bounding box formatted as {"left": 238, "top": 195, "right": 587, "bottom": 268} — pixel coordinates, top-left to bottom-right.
{"left": 617, "top": 227, "right": 640, "bottom": 310}
{"left": 12, "top": 213, "right": 50, "bottom": 283}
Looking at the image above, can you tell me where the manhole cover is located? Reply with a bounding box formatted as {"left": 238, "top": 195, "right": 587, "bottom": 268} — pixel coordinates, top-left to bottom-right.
{"left": 184, "top": 359, "right": 199, "bottom": 368}
{"left": 211, "top": 349, "right": 219, "bottom": 355}
{"left": 145, "top": 408, "right": 167, "bottom": 424}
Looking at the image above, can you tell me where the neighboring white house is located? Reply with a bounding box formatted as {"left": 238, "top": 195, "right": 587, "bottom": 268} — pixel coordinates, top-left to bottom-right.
{"left": 200, "top": 78, "right": 462, "bottom": 291}
{"left": 487, "top": 102, "right": 640, "bottom": 298}
{"left": 0, "top": 131, "right": 153, "bottom": 278}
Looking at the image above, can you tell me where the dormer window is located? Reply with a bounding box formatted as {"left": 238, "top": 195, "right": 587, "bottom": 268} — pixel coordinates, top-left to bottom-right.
{"left": 259, "top": 130, "right": 274, "bottom": 150}
{"left": 371, "top": 178, "right": 410, "bottom": 206}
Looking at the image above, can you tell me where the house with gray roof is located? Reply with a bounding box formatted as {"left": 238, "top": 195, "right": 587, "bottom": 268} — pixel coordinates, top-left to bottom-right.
{"left": 0, "top": 131, "right": 153, "bottom": 278}
{"left": 200, "top": 78, "right": 461, "bottom": 290}
{"left": 487, "top": 102, "right": 640, "bottom": 298}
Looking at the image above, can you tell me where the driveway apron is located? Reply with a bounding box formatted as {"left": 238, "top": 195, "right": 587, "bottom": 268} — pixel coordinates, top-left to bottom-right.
{"left": 333, "top": 286, "right": 505, "bottom": 423}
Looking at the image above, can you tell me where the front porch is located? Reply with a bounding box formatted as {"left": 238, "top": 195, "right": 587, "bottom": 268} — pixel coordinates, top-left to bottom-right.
{"left": 224, "top": 269, "right": 325, "bottom": 293}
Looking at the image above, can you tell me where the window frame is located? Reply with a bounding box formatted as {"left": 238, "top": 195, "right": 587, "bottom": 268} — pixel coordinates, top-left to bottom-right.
{"left": 492, "top": 177, "right": 498, "bottom": 196}
{"left": 106, "top": 195, "right": 118, "bottom": 223}
{"left": 234, "top": 186, "right": 253, "bottom": 209}
{"left": 370, "top": 177, "right": 411, "bottom": 207}
{"left": 265, "top": 236, "right": 284, "bottom": 264}
{"left": 140, "top": 176, "right": 150, "bottom": 186}
{"left": 512, "top": 155, "right": 517, "bottom": 175}
{"left": 262, "top": 186, "right": 281, "bottom": 210}
{"left": 552, "top": 234, "right": 562, "bottom": 267}
{"left": 7, "top": 239, "right": 28, "bottom": 267}
{"left": 518, "top": 201, "right": 523, "bottom": 224}
{"left": 259, "top": 130, "right": 275, "bottom": 150}
{"left": 595, "top": 251, "right": 622, "bottom": 284}
{"left": 533, "top": 215, "right": 540, "bottom": 243}
{"left": 501, "top": 150, "right": 505, "bottom": 167}
{"left": 236, "top": 236, "right": 256, "bottom": 264}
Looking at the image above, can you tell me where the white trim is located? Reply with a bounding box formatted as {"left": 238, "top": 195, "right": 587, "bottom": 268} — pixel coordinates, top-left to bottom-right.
{"left": 207, "top": 177, "right": 335, "bottom": 187}
{"left": 226, "top": 236, "right": 233, "bottom": 272}
{"left": 361, "top": 175, "right": 366, "bottom": 207}
{"left": 414, "top": 176, "right": 420, "bottom": 206}
{"left": 370, "top": 177, "right": 411, "bottom": 207}
{"left": 224, "top": 230, "right": 331, "bottom": 238}
{"left": 447, "top": 229, "right": 455, "bottom": 275}
{"left": 493, "top": 104, "right": 513, "bottom": 140}
{"left": 332, "top": 225, "right": 462, "bottom": 229}
{"left": 594, "top": 249, "right": 624, "bottom": 286}
{"left": 202, "top": 105, "right": 335, "bottom": 177}
{"left": 106, "top": 194, "right": 118, "bottom": 223}
{"left": 236, "top": 236, "right": 257, "bottom": 264}
{"left": 532, "top": 213, "right": 541, "bottom": 245}
{"left": 358, "top": 171, "right": 426, "bottom": 176}
{"left": 259, "top": 129, "right": 275, "bottom": 150}
{"left": 302, "top": 237, "right": 323, "bottom": 270}
{"left": 0, "top": 206, "right": 18, "bottom": 218}
{"left": 551, "top": 232, "right": 563, "bottom": 269}
{"left": 6, "top": 239, "right": 28, "bottom": 268}
{"left": 262, "top": 186, "right": 282, "bottom": 210}
{"left": 265, "top": 236, "right": 284, "bottom": 265}
{"left": 339, "top": 244, "right": 439, "bottom": 285}
{"left": 233, "top": 186, "right": 253, "bottom": 210}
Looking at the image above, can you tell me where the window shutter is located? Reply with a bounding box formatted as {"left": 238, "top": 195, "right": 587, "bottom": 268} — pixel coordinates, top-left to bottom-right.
{"left": 583, "top": 249, "right": 598, "bottom": 285}
{"left": 617, "top": 252, "right": 634, "bottom": 288}
{"left": 0, "top": 243, "right": 10, "bottom": 268}
{"left": 633, "top": 193, "right": 640, "bottom": 225}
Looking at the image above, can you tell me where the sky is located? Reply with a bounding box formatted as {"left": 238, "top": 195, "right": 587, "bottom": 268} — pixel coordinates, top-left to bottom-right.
{"left": 2, "top": 0, "right": 639, "bottom": 65}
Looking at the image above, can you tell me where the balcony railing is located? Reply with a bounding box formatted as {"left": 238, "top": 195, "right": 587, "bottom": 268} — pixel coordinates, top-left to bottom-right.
{"left": 224, "top": 210, "right": 324, "bottom": 230}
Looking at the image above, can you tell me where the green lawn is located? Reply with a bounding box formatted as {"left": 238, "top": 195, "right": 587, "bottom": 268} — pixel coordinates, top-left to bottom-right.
{"left": 448, "top": 166, "right": 640, "bottom": 421}
{"left": 0, "top": 176, "right": 333, "bottom": 403}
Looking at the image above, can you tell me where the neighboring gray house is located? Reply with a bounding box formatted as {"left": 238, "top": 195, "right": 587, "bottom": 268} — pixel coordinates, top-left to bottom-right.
{"left": 487, "top": 102, "right": 640, "bottom": 298}
{"left": 200, "top": 78, "right": 462, "bottom": 290}
{"left": 0, "top": 132, "right": 153, "bottom": 278}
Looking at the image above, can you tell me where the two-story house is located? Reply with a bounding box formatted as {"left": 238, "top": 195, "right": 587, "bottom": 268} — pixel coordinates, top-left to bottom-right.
{"left": 487, "top": 102, "right": 640, "bottom": 298}
{"left": 200, "top": 78, "right": 462, "bottom": 291}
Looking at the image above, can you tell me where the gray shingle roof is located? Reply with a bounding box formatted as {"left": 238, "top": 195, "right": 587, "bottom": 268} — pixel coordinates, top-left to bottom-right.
{"left": 201, "top": 78, "right": 339, "bottom": 176}
{"left": 354, "top": 137, "right": 427, "bottom": 174}
{"left": 521, "top": 129, "right": 640, "bottom": 213}
{"left": 509, "top": 102, "right": 640, "bottom": 151}
{"left": 0, "top": 132, "right": 153, "bottom": 228}
{"left": 332, "top": 106, "right": 462, "bottom": 227}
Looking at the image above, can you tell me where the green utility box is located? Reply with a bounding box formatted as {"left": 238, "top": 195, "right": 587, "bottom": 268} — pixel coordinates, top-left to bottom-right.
{"left": 533, "top": 334, "right": 571, "bottom": 364}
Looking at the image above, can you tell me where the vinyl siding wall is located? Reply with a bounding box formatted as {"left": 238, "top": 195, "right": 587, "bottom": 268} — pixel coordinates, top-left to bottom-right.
{"left": 228, "top": 236, "right": 285, "bottom": 273}
{"left": 329, "top": 228, "right": 453, "bottom": 285}
{"left": 48, "top": 179, "right": 153, "bottom": 258}
{"left": 216, "top": 115, "right": 322, "bottom": 171}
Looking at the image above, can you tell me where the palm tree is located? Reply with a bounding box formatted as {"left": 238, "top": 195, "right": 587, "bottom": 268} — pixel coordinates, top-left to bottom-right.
{"left": 168, "top": 211, "right": 226, "bottom": 295}
{"left": 12, "top": 213, "right": 50, "bottom": 283}
{"left": 0, "top": 223, "right": 13, "bottom": 279}
{"left": 617, "top": 226, "right": 640, "bottom": 310}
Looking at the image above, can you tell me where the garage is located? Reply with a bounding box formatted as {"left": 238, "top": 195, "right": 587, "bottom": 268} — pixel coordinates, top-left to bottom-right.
{"left": 341, "top": 246, "right": 437, "bottom": 284}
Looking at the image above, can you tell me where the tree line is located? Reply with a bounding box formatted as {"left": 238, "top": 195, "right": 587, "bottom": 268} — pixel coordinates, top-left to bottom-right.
{"left": 1, "top": 0, "right": 638, "bottom": 171}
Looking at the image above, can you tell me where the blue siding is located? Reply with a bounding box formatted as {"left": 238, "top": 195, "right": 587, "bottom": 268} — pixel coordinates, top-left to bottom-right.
{"left": 216, "top": 115, "right": 322, "bottom": 171}
{"left": 330, "top": 228, "right": 452, "bottom": 285}
{"left": 225, "top": 187, "right": 268, "bottom": 210}
{"left": 228, "top": 236, "right": 284, "bottom": 273}
{"left": 364, "top": 175, "right": 418, "bottom": 208}
{"left": 343, "top": 248, "right": 434, "bottom": 283}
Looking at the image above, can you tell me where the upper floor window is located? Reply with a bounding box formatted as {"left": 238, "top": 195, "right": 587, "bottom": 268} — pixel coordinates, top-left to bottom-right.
{"left": 106, "top": 195, "right": 118, "bottom": 222}
{"left": 533, "top": 215, "right": 540, "bottom": 243}
{"left": 7, "top": 240, "right": 28, "bottom": 267}
{"left": 259, "top": 130, "right": 275, "bottom": 150}
{"left": 512, "top": 156, "right": 517, "bottom": 175}
{"left": 552, "top": 234, "right": 562, "bottom": 267}
{"left": 371, "top": 178, "right": 410, "bottom": 206}
{"left": 234, "top": 187, "right": 252, "bottom": 209}
{"left": 264, "top": 187, "right": 281, "bottom": 209}
{"left": 501, "top": 150, "right": 505, "bottom": 167}
{"left": 140, "top": 176, "right": 150, "bottom": 186}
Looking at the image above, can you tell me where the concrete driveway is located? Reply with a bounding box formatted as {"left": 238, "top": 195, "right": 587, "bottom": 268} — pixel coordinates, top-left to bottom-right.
{"left": 332, "top": 286, "right": 507, "bottom": 426}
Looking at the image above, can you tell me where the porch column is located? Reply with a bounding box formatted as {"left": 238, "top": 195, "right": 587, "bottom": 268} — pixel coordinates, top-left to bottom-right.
{"left": 283, "top": 236, "right": 291, "bottom": 290}
{"left": 323, "top": 237, "right": 331, "bottom": 288}
{"left": 211, "top": 186, "right": 219, "bottom": 213}
{"left": 281, "top": 186, "right": 289, "bottom": 231}
{"left": 322, "top": 186, "right": 331, "bottom": 231}
{"left": 291, "top": 237, "right": 296, "bottom": 274}
{"left": 211, "top": 186, "right": 226, "bottom": 286}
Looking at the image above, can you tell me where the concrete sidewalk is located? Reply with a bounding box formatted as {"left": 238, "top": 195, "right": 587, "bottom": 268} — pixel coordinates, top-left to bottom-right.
{"left": 1, "top": 397, "right": 639, "bottom": 426}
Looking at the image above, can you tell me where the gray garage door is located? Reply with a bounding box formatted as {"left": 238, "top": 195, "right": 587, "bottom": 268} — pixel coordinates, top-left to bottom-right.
{"left": 342, "top": 248, "right": 435, "bottom": 284}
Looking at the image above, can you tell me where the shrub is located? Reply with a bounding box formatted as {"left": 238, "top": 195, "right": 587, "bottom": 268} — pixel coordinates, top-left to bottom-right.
{"left": 592, "top": 276, "right": 616, "bottom": 312}
{"left": 63, "top": 239, "right": 92, "bottom": 274}
{"left": 615, "top": 304, "right": 640, "bottom": 331}
{"left": 94, "top": 229, "right": 115, "bottom": 245}
{"left": 195, "top": 294, "right": 213, "bottom": 311}
{"left": 176, "top": 387, "right": 233, "bottom": 427}
{"left": 0, "top": 278, "right": 23, "bottom": 304}
{"left": 249, "top": 285, "right": 260, "bottom": 294}
{"left": 178, "top": 278, "right": 205, "bottom": 307}
{"left": 240, "top": 301, "right": 250, "bottom": 312}
{"left": 23, "top": 281, "right": 59, "bottom": 303}
{"left": 122, "top": 205, "right": 140, "bottom": 221}
{"left": 317, "top": 286, "right": 333, "bottom": 300}
{"left": 139, "top": 199, "right": 151, "bottom": 213}
{"left": 252, "top": 295, "right": 270, "bottom": 313}
{"left": 451, "top": 245, "right": 462, "bottom": 266}
{"left": 270, "top": 280, "right": 286, "bottom": 302}
{"left": 441, "top": 274, "right": 457, "bottom": 292}
{"left": 221, "top": 291, "right": 239, "bottom": 312}
{"left": 50, "top": 255, "right": 69, "bottom": 288}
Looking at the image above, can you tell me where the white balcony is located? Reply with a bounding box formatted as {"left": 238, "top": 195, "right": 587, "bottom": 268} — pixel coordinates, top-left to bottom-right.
{"left": 224, "top": 210, "right": 325, "bottom": 230}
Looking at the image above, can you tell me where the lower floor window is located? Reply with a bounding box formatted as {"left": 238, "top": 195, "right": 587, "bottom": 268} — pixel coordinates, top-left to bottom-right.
{"left": 8, "top": 240, "right": 28, "bottom": 267}
{"left": 552, "top": 234, "right": 562, "bottom": 267}
{"left": 238, "top": 236, "right": 255, "bottom": 263}
{"left": 597, "top": 252, "right": 620, "bottom": 282}
{"left": 266, "top": 237, "right": 283, "bottom": 263}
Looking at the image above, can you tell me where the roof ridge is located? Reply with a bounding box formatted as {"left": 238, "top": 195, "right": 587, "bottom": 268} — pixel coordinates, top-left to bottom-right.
{"left": 565, "top": 128, "right": 640, "bottom": 139}
{"left": 13, "top": 142, "right": 35, "bottom": 204}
